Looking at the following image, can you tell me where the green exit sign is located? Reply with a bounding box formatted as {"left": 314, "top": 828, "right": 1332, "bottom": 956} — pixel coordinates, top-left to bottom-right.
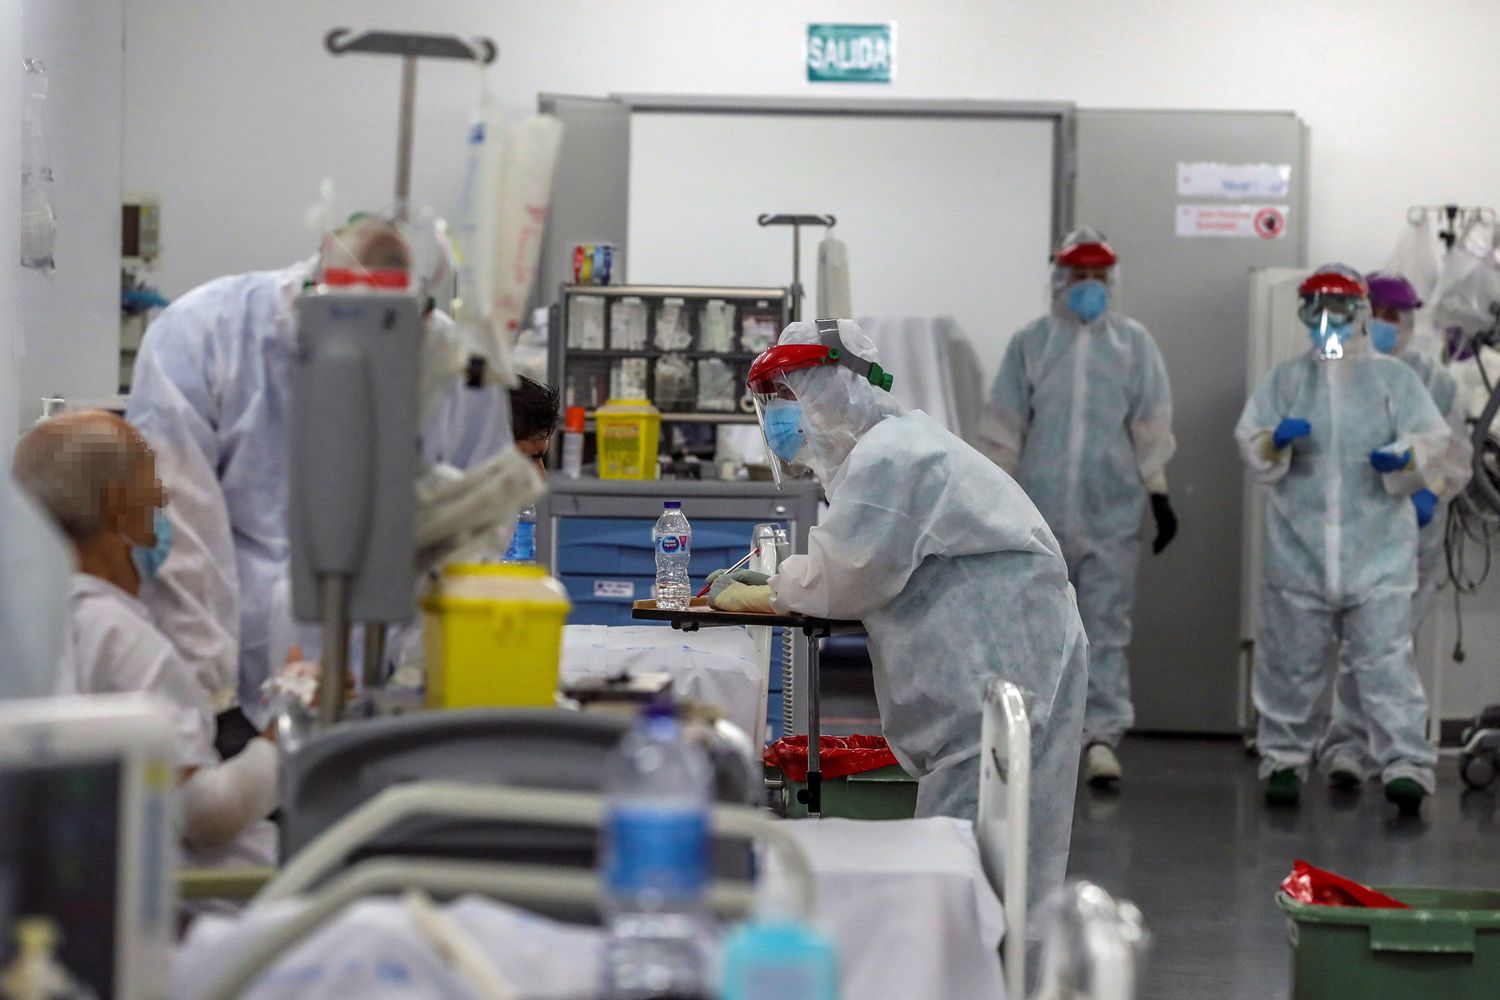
{"left": 806, "top": 23, "right": 895, "bottom": 84}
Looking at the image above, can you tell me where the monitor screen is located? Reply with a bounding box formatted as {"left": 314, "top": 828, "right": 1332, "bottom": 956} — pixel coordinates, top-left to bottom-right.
{"left": 0, "top": 759, "right": 122, "bottom": 998}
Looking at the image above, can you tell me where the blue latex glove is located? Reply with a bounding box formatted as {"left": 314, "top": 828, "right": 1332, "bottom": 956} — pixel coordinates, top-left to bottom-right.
{"left": 1369, "top": 446, "right": 1414, "bottom": 473}
{"left": 1412, "top": 489, "right": 1439, "bottom": 528}
{"left": 1272, "top": 418, "right": 1311, "bottom": 451}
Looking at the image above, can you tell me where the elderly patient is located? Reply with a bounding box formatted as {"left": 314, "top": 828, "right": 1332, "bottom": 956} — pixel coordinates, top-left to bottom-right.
{"left": 13, "top": 410, "right": 278, "bottom": 867}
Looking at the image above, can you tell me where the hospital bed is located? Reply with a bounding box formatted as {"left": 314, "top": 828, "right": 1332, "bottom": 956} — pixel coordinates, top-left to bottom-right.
{"left": 178, "top": 679, "right": 1033, "bottom": 1000}
{"left": 278, "top": 707, "right": 759, "bottom": 888}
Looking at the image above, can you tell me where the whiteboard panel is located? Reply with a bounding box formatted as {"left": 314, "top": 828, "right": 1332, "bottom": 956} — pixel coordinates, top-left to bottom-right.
{"left": 627, "top": 112, "right": 1055, "bottom": 391}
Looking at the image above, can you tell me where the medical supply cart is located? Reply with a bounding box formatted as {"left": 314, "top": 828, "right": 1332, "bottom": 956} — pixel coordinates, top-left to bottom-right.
{"left": 549, "top": 284, "right": 791, "bottom": 417}
{"left": 536, "top": 478, "right": 820, "bottom": 740}
{"left": 632, "top": 600, "right": 863, "bottom": 819}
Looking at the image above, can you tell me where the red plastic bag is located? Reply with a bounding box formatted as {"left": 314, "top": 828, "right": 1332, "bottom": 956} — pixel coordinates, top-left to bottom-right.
{"left": 1280, "top": 860, "right": 1409, "bottom": 909}
{"left": 764, "top": 735, "right": 899, "bottom": 782}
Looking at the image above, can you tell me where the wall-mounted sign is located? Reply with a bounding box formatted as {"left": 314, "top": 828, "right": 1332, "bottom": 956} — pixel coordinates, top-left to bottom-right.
{"left": 593, "top": 580, "right": 636, "bottom": 599}
{"left": 807, "top": 23, "right": 895, "bottom": 84}
{"left": 1177, "top": 162, "right": 1292, "bottom": 200}
{"left": 1176, "top": 204, "right": 1289, "bottom": 239}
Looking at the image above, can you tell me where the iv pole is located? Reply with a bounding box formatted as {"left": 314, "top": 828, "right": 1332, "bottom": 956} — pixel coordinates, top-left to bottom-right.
{"left": 757, "top": 214, "right": 836, "bottom": 322}
{"left": 1407, "top": 204, "right": 1496, "bottom": 252}
{"left": 325, "top": 28, "right": 498, "bottom": 221}
{"left": 317, "top": 28, "right": 496, "bottom": 717}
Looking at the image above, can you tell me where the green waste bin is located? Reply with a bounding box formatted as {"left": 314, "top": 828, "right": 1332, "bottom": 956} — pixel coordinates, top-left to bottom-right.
{"left": 770, "top": 764, "right": 918, "bottom": 820}
{"left": 1278, "top": 886, "right": 1500, "bottom": 1000}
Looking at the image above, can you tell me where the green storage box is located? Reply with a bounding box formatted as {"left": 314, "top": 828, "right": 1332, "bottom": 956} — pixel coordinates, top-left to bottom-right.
{"left": 771, "top": 764, "right": 918, "bottom": 820}
{"left": 1278, "top": 886, "right": 1500, "bottom": 1000}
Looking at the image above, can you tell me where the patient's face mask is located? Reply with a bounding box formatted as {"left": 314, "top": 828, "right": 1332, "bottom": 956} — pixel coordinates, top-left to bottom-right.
{"left": 130, "top": 508, "right": 172, "bottom": 581}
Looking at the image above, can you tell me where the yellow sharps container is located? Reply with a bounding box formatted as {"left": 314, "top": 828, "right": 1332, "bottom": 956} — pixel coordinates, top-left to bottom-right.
{"left": 421, "top": 564, "right": 572, "bottom": 710}
{"left": 594, "top": 398, "right": 661, "bottom": 480}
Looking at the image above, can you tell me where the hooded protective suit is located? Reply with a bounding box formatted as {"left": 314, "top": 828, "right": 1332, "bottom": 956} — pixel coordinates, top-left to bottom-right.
{"left": 1319, "top": 275, "right": 1472, "bottom": 781}
{"left": 978, "top": 228, "right": 1175, "bottom": 748}
{"left": 764, "top": 319, "right": 1089, "bottom": 944}
{"left": 126, "top": 261, "right": 508, "bottom": 725}
{"left": 1237, "top": 325, "right": 1448, "bottom": 791}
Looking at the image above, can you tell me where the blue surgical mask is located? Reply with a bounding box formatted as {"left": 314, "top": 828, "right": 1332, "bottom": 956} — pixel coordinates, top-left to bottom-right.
{"left": 762, "top": 401, "right": 807, "bottom": 463}
{"left": 1369, "top": 319, "right": 1400, "bottom": 354}
{"left": 131, "top": 508, "right": 172, "bottom": 581}
{"left": 1066, "top": 279, "right": 1109, "bottom": 324}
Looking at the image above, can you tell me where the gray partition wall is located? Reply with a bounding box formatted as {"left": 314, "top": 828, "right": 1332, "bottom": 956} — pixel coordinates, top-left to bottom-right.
{"left": 1075, "top": 109, "right": 1309, "bottom": 734}
{"left": 536, "top": 95, "right": 1308, "bottom": 737}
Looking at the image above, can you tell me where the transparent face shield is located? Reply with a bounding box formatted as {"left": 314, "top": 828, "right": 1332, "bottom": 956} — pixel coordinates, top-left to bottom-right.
{"left": 746, "top": 320, "right": 895, "bottom": 487}
{"left": 1298, "top": 292, "right": 1363, "bottom": 360}
{"left": 751, "top": 378, "right": 814, "bottom": 487}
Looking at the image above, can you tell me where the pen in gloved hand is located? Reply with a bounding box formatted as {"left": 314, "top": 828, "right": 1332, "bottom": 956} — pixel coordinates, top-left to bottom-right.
{"left": 696, "top": 547, "right": 760, "bottom": 598}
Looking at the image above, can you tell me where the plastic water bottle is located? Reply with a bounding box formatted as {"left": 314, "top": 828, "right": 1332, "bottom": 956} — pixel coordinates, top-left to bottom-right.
{"left": 721, "top": 913, "right": 840, "bottom": 1000}
{"left": 653, "top": 501, "right": 692, "bottom": 611}
{"left": 561, "top": 406, "right": 586, "bottom": 479}
{"left": 601, "top": 702, "right": 715, "bottom": 999}
{"left": 503, "top": 506, "right": 537, "bottom": 563}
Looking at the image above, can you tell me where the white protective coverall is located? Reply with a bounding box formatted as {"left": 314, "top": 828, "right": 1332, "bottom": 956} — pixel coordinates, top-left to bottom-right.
{"left": 978, "top": 243, "right": 1175, "bottom": 748}
{"left": 767, "top": 320, "right": 1089, "bottom": 939}
{"left": 125, "top": 262, "right": 508, "bottom": 723}
{"left": 1319, "top": 346, "right": 1472, "bottom": 779}
{"left": 1237, "top": 335, "right": 1448, "bottom": 790}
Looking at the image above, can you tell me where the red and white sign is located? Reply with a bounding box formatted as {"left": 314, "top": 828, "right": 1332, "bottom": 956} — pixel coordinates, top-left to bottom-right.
{"left": 1176, "top": 203, "right": 1290, "bottom": 239}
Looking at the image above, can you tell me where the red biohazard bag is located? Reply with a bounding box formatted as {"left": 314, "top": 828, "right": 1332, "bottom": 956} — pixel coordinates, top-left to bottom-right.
{"left": 1280, "top": 859, "right": 1409, "bottom": 909}
{"left": 764, "top": 735, "right": 899, "bottom": 782}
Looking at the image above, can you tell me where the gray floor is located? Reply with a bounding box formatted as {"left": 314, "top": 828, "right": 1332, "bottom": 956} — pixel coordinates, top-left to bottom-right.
{"left": 1068, "top": 736, "right": 1500, "bottom": 1000}
{"left": 819, "top": 665, "right": 1500, "bottom": 998}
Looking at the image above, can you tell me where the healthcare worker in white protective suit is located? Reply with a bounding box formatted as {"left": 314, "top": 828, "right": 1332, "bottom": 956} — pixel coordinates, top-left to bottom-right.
{"left": 1237, "top": 264, "right": 1448, "bottom": 816}
{"left": 710, "top": 319, "right": 1088, "bottom": 953}
{"left": 12, "top": 411, "right": 280, "bottom": 867}
{"left": 978, "top": 227, "right": 1177, "bottom": 789}
{"left": 125, "top": 218, "right": 509, "bottom": 746}
{"left": 1318, "top": 272, "right": 1472, "bottom": 790}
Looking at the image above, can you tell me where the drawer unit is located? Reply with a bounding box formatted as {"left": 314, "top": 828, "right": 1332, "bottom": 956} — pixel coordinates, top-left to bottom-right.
{"left": 539, "top": 479, "right": 822, "bottom": 740}
{"left": 559, "top": 574, "right": 661, "bottom": 628}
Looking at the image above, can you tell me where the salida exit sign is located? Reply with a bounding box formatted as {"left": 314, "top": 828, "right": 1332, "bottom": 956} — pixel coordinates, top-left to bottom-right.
{"left": 806, "top": 23, "right": 895, "bottom": 83}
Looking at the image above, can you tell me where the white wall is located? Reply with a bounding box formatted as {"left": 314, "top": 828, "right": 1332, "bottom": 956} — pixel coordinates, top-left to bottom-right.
{"left": 628, "top": 112, "right": 1055, "bottom": 387}
{"left": 17, "top": 0, "right": 123, "bottom": 427}
{"left": 119, "top": 0, "right": 1500, "bottom": 718}
{"left": 124, "top": 0, "right": 1500, "bottom": 302}
{"left": 0, "top": 0, "right": 20, "bottom": 451}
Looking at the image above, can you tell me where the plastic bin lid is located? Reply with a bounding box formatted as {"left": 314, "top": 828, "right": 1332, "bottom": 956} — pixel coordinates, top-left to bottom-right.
{"left": 443, "top": 563, "right": 547, "bottom": 579}
{"left": 598, "top": 398, "right": 659, "bottom": 415}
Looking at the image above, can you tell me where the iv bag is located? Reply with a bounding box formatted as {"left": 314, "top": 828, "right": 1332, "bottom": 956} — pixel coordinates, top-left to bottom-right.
{"left": 452, "top": 81, "right": 502, "bottom": 327}
{"left": 485, "top": 116, "right": 565, "bottom": 345}
{"left": 20, "top": 60, "right": 56, "bottom": 272}
{"left": 817, "top": 234, "right": 851, "bottom": 319}
{"left": 1430, "top": 218, "right": 1500, "bottom": 346}
{"left": 1385, "top": 212, "right": 1444, "bottom": 302}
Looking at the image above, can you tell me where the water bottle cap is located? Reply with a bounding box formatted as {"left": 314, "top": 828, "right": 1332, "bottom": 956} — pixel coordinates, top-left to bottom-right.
{"left": 643, "top": 697, "right": 675, "bottom": 720}
{"left": 664, "top": 501, "right": 681, "bottom": 509}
